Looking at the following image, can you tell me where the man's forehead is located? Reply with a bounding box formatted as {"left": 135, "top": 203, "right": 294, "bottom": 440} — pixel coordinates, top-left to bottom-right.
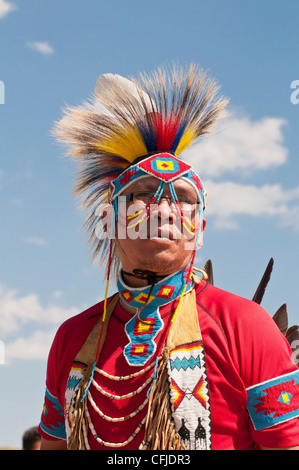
{"left": 123, "top": 175, "right": 197, "bottom": 193}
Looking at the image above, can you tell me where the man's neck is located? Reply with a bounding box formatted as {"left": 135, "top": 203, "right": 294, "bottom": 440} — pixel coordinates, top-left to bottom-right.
{"left": 121, "top": 270, "right": 168, "bottom": 288}
{"left": 121, "top": 272, "right": 150, "bottom": 288}
{"left": 117, "top": 264, "right": 194, "bottom": 314}
{"left": 119, "top": 297, "right": 138, "bottom": 314}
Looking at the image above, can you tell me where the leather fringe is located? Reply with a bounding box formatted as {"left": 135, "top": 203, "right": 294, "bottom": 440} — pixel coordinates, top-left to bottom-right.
{"left": 67, "top": 295, "right": 119, "bottom": 450}
{"left": 140, "top": 349, "right": 186, "bottom": 450}
{"left": 67, "top": 363, "right": 93, "bottom": 450}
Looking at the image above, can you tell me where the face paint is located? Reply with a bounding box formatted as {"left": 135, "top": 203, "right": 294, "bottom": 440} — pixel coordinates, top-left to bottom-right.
{"left": 108, "top": 153, "right": 205, "bottom": 242}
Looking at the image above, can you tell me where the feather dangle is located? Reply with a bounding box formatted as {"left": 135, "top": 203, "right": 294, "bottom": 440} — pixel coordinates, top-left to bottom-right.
{"left": 207, "top": 257, "right": 299, "bottom": 367}
{"left": 272, "top": 304, "right": 299, "bottom": 366}
{"left": 203, "top": 259, "right": 214, "bottom": 285}
{"left": 252, "top": 258, "right": 274, "bottom": 305}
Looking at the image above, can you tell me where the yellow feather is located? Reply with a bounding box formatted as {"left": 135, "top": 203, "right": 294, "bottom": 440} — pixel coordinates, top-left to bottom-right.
{"left": 175, "top": 125, "right": 197, "bottom": 156}
{"left": 97, "top": 125, "right": 148, "bottom": 163}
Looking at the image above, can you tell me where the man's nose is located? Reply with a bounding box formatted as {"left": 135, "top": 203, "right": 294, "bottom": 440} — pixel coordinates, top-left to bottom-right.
{"left": 153, "top": 197, "right": 176, "bottom": 220}
{"left": 158, "top": 195, "right": 172, "bottom": 205}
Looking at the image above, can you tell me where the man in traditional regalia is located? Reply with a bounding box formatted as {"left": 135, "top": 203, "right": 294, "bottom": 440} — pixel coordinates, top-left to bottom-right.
{"left": 39, "top": 65, "right": 299, "bottom": 450}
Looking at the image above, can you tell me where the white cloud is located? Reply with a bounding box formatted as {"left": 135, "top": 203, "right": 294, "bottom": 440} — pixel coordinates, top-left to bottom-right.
{"left": 27, "top": 41, "right": 54, "bottom": 55}
{"left": 0, "top": 0, "right": 16, "bottom": 19}
{"left": 23, "top": 237, "right": 48, "bottom": 246}
{"left": 53, "top": 290, "right": 63, "bottom": 299}
{"left": 204, "top": 180, "right": 299, "bottom": 230}
{"left": 181, "top": 109, "right": 299, "bottom": 230}
{"left": 0, "top": 286, "right": 41, "bottom": 336}
{"left": 184, "top": 111, "right": 288, "bottom": 178}
{"left": 0, "top": 283, "right": 80, "bottom": 360}
{"left": 5, "top": 329, "right": 57, "bottom": 361}
{"left": 0, "top": 284, "right": 77, "bottom": 336}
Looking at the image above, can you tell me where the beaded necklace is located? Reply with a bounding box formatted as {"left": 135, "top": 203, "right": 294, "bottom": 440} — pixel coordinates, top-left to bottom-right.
{"left": 83, "top": 352, "right": 163, "bottom": 448}
{"left": 118, "top": 267, "right": 194, "bottom": 366}
{"left": 80, "top": 268, "right": 194, "bottom": 448}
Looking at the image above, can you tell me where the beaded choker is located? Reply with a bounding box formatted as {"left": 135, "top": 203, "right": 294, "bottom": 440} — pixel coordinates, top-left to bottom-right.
{"left": 117, "top": 265, "right": 194, "bottom": 366}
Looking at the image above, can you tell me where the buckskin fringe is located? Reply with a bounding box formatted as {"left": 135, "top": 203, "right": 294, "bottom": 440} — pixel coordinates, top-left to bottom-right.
{"left": 139, "top": 278, "right": 202, "bottom": 450}
{"left": 67, "top": 367, "right": 90, "bottom": 450}
{"left": 67, "top": 295, "right": 119, "bottom": 450}
{"left": 140, "top": 349, "right": 186, "bottom": 450}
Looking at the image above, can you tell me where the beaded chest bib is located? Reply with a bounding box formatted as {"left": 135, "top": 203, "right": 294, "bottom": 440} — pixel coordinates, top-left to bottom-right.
{"left": 117, "top": 267, "right": 194, "bottom": 366}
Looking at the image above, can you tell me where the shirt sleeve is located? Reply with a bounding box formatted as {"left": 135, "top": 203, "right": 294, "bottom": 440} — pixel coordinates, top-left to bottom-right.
{"left": 39, "top": 387, "right": 66, "bottom": 441}
{"left": 228, "top": 297, "right": 299, "bottom": 448}
{"left": 38, "top": 301, "right": 104, "bottom": 442}
{"left": 247, "top": 370, "right": 299, "bottom": 449}
{"left": 38, "top": 326, "right": 67, "bottom": 441}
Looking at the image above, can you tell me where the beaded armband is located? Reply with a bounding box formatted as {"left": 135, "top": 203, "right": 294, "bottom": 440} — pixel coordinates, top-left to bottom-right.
{"left": 247, "top": 370, "right": 299, "bottom": 431}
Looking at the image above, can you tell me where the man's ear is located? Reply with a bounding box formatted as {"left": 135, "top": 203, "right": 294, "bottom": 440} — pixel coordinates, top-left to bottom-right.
{"left": 197, "top": 218, "right": 206, "bottom": 248}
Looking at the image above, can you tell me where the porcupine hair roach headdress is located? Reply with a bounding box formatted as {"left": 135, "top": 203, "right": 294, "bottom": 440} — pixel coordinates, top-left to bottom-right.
{"left": 53, "top": 64, "right": 228, "bottom": 278}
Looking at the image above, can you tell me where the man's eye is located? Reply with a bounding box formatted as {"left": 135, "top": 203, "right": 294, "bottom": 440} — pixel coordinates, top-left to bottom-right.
{"left": 135, "top": 192, "right": 154, "bottom": 199}
{"left": 177, "top": 195, "right": 193, "bottom": 204}
{"left": 137, "top": 192, "right": 153, "bottom": 198}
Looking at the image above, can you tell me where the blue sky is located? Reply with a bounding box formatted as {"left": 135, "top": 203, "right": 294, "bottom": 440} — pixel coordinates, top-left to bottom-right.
{"left": 0, "top": 0, "right": 298, "bottom": 448}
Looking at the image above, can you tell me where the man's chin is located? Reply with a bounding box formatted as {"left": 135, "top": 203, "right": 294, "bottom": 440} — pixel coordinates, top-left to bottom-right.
{"left": 138, "top": 235, "right": 196, "bottom": 250}
{"left": 135, "top": 248, "right": 194, "bottom": 274}
{"left": 147, "top": 236, "right": 175, "bottom": 245}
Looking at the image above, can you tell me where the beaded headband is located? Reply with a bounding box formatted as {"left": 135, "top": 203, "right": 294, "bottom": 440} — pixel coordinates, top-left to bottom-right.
{"left": 109, "top": 153, "right": 206, "bottom": 207}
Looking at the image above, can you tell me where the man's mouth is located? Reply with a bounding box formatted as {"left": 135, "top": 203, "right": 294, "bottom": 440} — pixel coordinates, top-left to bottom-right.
{"left": 152, "top": 227, "right": 175, "bottom": 240}
{"left": 159, "top": 228, "right": 173, "bottom": 238}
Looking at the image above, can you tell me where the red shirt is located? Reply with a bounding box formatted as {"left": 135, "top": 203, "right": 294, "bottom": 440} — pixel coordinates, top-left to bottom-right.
{"left": 39, "top": 280, "right": 299, "bottom": 449}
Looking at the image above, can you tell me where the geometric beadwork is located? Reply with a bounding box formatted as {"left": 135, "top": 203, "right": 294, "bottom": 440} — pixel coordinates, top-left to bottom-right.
{"left": 118, "top": 265, "right": 194, "bottom": 367}
{"left": 138, "top": 153, "right": 192, "bottom": 182}
{"left": 135, "top": 292, "right": 155, "bottom": 304}
{"left": 157, "top": 285, "right": 176, "bottom": 299}
{"left": 110, "top": 154, "right": 206, "bottom": 209}
{"left": 278, "top": 391, "right": 293, "bottom": 405}
{"left": 192, "top": 376, "right": 208, "bottom": 409}
{"left": 133, "top": 318, "right": 155, "bottom": 336}
{"left": 130, "top": 343, "right": 149, "bottom": 357}
{"left": 167, "top": 341, "right": 211, "bottom": 450}
{"left": 39, "top": 388, "right": 67, "bottom": 440}
{"left": 64, "top": 362, "right": 85, "bottom": 439}
{"left": 170, "top": 378, "right": 185, "bottom": 411}
{"left": 247, "top": 370, "right": 299, "bottom": 431}
{"left": 120, "top": 290, "right": 134, "bottom": 303}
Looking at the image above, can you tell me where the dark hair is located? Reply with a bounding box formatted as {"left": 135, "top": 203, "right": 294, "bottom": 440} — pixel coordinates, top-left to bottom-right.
{"left": 22, "top": 426, "right": 41, "bottom": 450}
